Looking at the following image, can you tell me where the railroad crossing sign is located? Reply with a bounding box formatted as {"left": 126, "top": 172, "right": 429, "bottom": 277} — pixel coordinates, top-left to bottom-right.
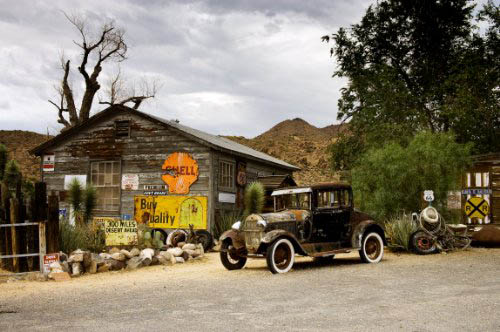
{"left": 464, "top": 197, "right": 490, "bottom": 219}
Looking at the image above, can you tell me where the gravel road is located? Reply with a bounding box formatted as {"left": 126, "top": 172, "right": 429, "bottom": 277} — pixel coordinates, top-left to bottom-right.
{"left": 1, "top": 248, "right": 499, "bottom": 332}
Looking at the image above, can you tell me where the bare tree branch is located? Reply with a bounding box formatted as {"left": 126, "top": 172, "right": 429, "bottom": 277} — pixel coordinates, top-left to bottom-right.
{"left": 51, "top": 13, "right": 156, "bottom": 131}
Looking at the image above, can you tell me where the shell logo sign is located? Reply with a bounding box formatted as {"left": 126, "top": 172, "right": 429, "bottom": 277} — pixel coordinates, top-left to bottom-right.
{"left": 161, "top": 152, "right": 199, "bottom": 194}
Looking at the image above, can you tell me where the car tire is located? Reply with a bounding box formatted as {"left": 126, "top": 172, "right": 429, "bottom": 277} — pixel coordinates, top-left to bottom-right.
{"left": 166, "top": 229, "right": 187, "bottom": 247}
{"left": 220, "top": 241, "right": 247, "bottom": 270}
{"left": 359, "top": 232, "right": 384, "bottom": 263}
{"left": 195, "top": 230, "right": 214, "bottom": 252}
{"left": 410, "top": 230, "right": 438, "bottom": 255}
{"left": 266, "top": 238, "right": 295, "bottom": 274}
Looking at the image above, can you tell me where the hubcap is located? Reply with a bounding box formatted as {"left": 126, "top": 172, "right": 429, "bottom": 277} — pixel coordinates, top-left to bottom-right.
{"left": 365, "top": 237, "right": 381, "bottom": 260}
{"left": 274, "top": 243, "right": 292, "bottom": 268}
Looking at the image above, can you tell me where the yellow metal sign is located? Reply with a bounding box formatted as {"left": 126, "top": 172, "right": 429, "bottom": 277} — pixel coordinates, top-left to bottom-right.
{"left": 93, "top": 217, "right": 138, "bottom": 246}
{"left": 464, "top": 197, "right": 490, "bottom": 219}
{"left": 134, "top": 195, "right": 207, "bottom": 229}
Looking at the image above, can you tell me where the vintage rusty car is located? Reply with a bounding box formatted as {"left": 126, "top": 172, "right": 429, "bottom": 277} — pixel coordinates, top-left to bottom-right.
{"left": 218, "top": 183, "right": 386, "bottom": 274}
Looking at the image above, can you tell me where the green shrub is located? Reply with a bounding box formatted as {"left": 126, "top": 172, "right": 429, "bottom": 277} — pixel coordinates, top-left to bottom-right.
{"left": 83, "top": 185, "right": 97, "bottom": 223}
{"left": 4, "top": 160, "right": 21, "bottom": 188}
{"left": 0, "top": 144, "right": 7, "bottom": 179}
{"left": 352, "top": 131, "right": 472, "bottom": 220}
{"left": 244, "top": 181, "right": 264, "bottom": 216}
{"left": 384, "top": 213, "right": 418, "bottom": 252}
{"left": 213, "top": 210, "right": 242, "bottom": 240}
{"left": 68, "top": 179, "right": 98, "bottom": 224}
{"left": 59, "top": 218, "right": 105, "bottom": 253}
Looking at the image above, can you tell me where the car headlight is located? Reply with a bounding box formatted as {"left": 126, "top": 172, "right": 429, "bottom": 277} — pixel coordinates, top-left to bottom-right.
{"left": 232, "top": 221, "right": 241, "bottom": 230}
{"left": 257, "top": 219, "right": 267, "bottom": 228}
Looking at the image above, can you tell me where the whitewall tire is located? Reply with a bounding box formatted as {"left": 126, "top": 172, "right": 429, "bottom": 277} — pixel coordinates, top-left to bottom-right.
{"left": 359, "top": 232, "right": 384, "bottom": 263}
{"left": 266, "top": 238, "right": 295, "bottom": 274}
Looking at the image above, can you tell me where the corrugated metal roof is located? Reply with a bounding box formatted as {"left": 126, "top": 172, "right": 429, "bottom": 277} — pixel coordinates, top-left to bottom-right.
{"left": 257, "top": 175, "right": 297, "bottom": 189}
{"left": 31, "top": 105, "right": 300, "bottom": 171}
{"left": 148, "top": 114, "right": 300, "bottom": 171}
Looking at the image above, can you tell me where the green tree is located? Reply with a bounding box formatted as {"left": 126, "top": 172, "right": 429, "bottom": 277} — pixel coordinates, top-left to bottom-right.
{"left": 0, "top": 144, "right": 7, "bottom": 179}
{"left": 352, "top": 132, "right": 472, "bottom": 220}
{"left": 324, "top": 0, "right": 499, "bottom": 170}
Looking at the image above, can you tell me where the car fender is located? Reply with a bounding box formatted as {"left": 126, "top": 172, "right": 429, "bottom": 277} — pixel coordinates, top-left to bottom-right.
{"left": 260, "top": 230, "right": 307, "bottom": 255}
{"left": 219, "top": 229, "right": 245, "bottom": 249}
{"left": 351, "top": 220, "right": 387, "bottom": 249}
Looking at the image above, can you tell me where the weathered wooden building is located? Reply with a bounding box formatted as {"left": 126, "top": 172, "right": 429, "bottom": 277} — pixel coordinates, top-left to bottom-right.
{"left": 462, "top": 153, "right": 500, "bottom": 225}
{"left": 31, "top": 105, "right": 299, "bottom": 239}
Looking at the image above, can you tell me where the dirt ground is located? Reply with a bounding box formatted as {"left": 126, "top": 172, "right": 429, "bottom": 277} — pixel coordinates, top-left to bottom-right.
{"left": 0, "top": 248, "right": 499, "bottom": 331}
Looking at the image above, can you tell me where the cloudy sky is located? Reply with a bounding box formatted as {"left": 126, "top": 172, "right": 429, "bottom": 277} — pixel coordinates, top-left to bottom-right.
{"left": 0, "top": 0, "right": 373, "bottom": 137}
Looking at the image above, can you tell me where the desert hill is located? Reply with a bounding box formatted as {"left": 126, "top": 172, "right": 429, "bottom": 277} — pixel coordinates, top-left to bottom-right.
{"left": 226, "top": 118, "right": 346, "bottom": 184}
{"left": 0, "top": 118, "right": 344, "bottom": 185}
{"left": 0, "top": 130, "right": 52, "bottom": 181}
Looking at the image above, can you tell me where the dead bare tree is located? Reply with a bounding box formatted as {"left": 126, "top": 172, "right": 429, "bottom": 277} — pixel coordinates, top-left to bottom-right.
{"left": 49, "top": 13, "right": 156, "bottom": 130}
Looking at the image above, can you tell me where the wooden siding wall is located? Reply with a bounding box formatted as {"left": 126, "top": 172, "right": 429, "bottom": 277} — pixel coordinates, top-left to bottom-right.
{"left": 212, "top": 151, "right": 293, "bottom": 213}
{"left": 42, "top": 112, "right": 213, "bottom": 229}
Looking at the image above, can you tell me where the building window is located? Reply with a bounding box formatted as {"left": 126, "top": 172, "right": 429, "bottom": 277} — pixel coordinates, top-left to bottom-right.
{"left": 219, "top": 161, "right": 235, "bottom": 189}
{"left": 115, "top": 120, "right": 130, "bottom": 138}
{"left": 91, "top": 161, "right": 121, "bottom": 212}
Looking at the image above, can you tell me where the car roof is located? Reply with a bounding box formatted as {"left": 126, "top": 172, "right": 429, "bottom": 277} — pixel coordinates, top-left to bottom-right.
{"left": 273, "top": 182, "right": 352, "bottom": 193}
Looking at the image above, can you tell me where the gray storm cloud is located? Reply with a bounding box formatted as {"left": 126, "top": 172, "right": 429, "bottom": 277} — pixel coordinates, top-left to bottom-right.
{"left": 0, "top": 0, "right": 371, "bottom": 136}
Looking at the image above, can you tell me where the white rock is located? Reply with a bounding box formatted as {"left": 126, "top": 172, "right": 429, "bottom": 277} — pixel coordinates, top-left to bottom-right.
{"left": 111, "top": 252, "right": 126, "bottom": 261}
{"left": 175, "top": 257, "right": 185, "bottom": 263}
{"left": 120, "top": 249, "right": 133, "bottom": 259}
{"left": 129, "top": 248, "right": 140, "bottom": 257}
{"left": 159, "top": 251, "right": 173, "bottom": 261}
{"left": 71, "top": 262, "right": 82, "bottom": 276}
{"left": 170, "top": 255, "right": 177, "bottom": 265}
{"left": 155, "top": 255, "right": 169, "bottom": 265}
{"left": 99, "top": 253, "right": 112, "bottom": 260}
{"left": 68, "top": 253, "right": 83, "bottom": 263}
{"left": 184, "top": 249, "right": 197, "bottom": 257}
{"left": 167, "top": 247, "right": 183, "bottom": 257}
{"left": 49, "top": 261, "right": 62, "bottom": 271}
{"left": 182, "top": 243, "right": 196, "bottom": 251}
{"left": 140, "top": 248, "right": 155, "bottom": 260}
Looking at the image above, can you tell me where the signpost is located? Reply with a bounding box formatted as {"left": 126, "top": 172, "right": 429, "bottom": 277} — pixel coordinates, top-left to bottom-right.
{"left": 464, "top": 197, "right": 490, "bottom": 219}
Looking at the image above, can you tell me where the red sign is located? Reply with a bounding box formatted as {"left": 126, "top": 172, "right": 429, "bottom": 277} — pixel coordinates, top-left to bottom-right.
{"left": 43, "top": 253, "right": 60, "bottom": 273}
{"left": 43, "top": 153, "right": 55, "bottom": 172}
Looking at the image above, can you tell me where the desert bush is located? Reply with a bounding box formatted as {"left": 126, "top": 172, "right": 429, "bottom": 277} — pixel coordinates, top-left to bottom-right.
{"left": 384, "top": 213, "right": 418, "bottom": 252}
{"left": 244, "top": 181, "right": 265, "bottom": 216}
{"left": 213, "top": 210, "right": 242, "bottom": 240}
{"left": 59, "top": 218, "right": 105, "bottom": 253}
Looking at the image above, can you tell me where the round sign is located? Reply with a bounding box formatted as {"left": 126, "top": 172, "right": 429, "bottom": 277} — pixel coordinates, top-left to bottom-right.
{"left": 464, "top": 197, "right": 490, "bottom": 219}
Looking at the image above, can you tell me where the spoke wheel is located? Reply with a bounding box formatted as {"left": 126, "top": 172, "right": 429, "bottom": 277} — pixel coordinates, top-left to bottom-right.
{"left": 359, "top": 232, "right": 384, "bottom": 263}
{"left": 410, "top": 231, "right": 437, "bottom": 255}
{"left": 266, "top": 238, "right": 295, "bottom": 274}
{"left": 220, "top": 241, "right": 246, "bottom": 270}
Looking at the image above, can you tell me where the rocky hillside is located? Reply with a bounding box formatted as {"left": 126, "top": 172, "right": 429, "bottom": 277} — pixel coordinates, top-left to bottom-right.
{"left": 226, "top": 118, "right": 346, "bottom": 185}
{"left": 0, "top": 130, "right": 51, "bottom": 181}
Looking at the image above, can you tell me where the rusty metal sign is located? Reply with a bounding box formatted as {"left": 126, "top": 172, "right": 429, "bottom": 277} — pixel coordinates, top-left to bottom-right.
{"left": 134, "top": 195, "right": 207, "bottom": 230}
{"left": 464, "top": 197, "right": 490, "bottom": 219}
{"left": 161, "top": 152, "right": 199, "bottom": 194}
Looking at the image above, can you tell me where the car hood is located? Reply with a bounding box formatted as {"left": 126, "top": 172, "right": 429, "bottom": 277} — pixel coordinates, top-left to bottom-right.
{"left": 257, "top": 209, "right": 311, "bottom": 223}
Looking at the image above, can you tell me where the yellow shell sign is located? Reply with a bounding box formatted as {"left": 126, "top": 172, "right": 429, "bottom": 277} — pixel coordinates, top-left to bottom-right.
{"left": 134, "top": 195, "right": 207, "bottom": 229}
{"left": 162, "top": 152, "right": 199, "bottom": 194}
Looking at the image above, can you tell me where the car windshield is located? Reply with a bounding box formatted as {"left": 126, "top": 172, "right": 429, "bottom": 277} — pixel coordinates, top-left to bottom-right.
{"left": 274, "top": 193, "right": 311, "bottom": 211}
